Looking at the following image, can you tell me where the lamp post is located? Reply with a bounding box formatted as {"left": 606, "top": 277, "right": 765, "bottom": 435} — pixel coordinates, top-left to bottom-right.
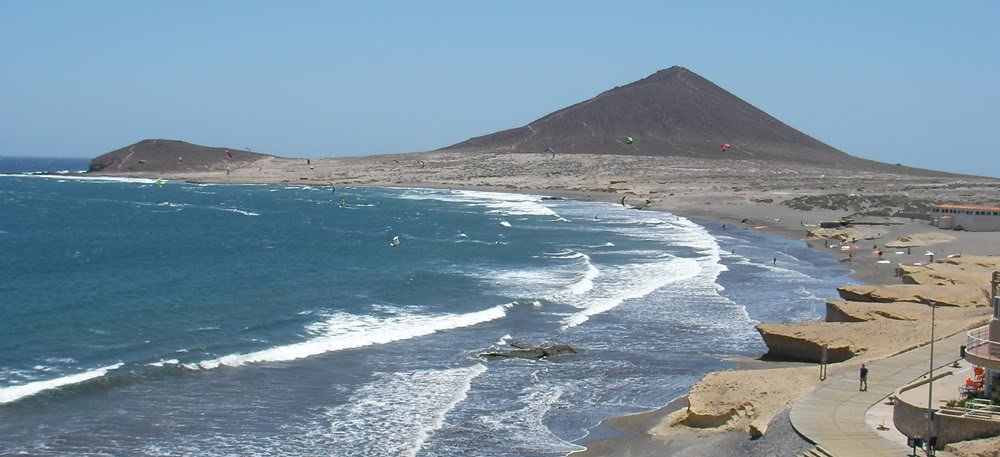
{"left": 926, "top": 300, "right": 936, "bottom": 456}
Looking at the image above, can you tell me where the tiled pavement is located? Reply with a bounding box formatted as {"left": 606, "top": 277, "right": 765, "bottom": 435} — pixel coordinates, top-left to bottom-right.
{"left": 789, "top": 332, "right": 967, "bottom": 456}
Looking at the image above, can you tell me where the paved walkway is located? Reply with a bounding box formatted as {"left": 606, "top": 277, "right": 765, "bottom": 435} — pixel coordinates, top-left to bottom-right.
{"left": 789, "top": 331, "right": 968, "bottom": 456}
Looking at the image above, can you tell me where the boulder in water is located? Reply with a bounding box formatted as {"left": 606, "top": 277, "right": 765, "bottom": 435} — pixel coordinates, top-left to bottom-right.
{"left": 480, "top": 344, "right": 581, "bottom": 359}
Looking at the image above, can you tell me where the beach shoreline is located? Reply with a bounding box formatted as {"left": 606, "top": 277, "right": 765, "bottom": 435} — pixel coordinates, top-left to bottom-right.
{"left": 86, "top": 152, "right": 1000, "bottom": 455}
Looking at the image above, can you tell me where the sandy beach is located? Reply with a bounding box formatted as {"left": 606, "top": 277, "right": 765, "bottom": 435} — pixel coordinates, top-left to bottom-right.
{"left": 91, "top": 151, "right": 1000, "bottom": 455}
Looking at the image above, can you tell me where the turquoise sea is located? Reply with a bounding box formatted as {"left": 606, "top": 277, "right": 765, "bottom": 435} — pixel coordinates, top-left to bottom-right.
{"left": 0, "top": 156, "right": 853, "bottom": 456}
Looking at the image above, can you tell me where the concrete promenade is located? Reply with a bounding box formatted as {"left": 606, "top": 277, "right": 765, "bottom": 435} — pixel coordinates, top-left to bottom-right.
{"left": 789, "top": 332, "right": 968, "bottom": 456}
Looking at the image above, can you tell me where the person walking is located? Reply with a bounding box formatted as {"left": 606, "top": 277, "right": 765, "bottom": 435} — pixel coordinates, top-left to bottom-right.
{"left": 860, "top": 364, "right": 868, "bottom": 391}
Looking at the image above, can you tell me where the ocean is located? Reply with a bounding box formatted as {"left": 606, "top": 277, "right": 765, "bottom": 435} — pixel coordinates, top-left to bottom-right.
{"left": 0, "top": 157, "right": 854, "bottom": 456}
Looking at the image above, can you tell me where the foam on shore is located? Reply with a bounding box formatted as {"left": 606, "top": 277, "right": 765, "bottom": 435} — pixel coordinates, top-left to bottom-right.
{"left": 0, "top": 363, "right": 123, "bottom": 405}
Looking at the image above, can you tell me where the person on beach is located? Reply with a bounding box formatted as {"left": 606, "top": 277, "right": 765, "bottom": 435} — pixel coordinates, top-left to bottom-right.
{"left": 860, "top": 364, "right": 868, "bottom": 391}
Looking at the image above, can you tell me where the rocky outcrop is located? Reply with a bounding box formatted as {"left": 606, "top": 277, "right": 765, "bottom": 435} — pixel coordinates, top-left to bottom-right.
{"left": 899, "top": 256, "right": 1000, "bottom": 289}
{"left": 480, "top": 344, "right": 580, "bottom": 359}
{"left": 826, "top": 300, "right": 928, "bottom": 323}
{"left": 837, "top": 284, "right": 987, "bottom": 308}
{"left": 651, "top": 366, "right": 819, "bottom": 438}
{"left": 806, "top": 226, "right": 886, "bottom": 243}
{"left": 757, "top": 307, "right": 989, "bottom": 364}
{"left": 825, "top": 301, "right": 872, "bottom": 322}
{"left": 884, "top": 232, "right": 955, "bottom": 248}
{"left": 755, "top": 323, "right": 857, "bottom": 363}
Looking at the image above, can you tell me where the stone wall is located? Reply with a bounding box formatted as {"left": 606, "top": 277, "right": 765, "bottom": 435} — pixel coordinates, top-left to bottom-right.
{"left": 893, "top": 373, "right": 1000, "bottom": 449}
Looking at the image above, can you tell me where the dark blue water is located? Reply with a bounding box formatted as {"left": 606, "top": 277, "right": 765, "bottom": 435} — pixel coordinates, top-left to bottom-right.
{"left": 0, "top": 158, "right": 854, "bottom": 456}
{"left": 0, "top": 156, "right": 90, "bottom": 174}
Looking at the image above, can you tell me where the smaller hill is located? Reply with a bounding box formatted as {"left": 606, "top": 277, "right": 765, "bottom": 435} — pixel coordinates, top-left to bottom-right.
{"left": 89, "top": 139, "right": 271, "bottom": 174}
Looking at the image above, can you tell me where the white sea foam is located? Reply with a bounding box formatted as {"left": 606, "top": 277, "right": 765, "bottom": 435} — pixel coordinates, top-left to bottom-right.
{"left": 0, "top": 174, "right": 158, "bottom": 184}
{"left": 565, "top": 253, "right": 599, "bottom": 295}
{"left": 794, "top": 286, "right": 824, "bottom": 302}
{"left": 325, "top": 364, "right": 487, "bottom": 457}
{"left": 499, "top": 220, "right": 512, "bottom": 227}
{"left": 0, "top": 363, "right": 123, "bottom": 405}
{"left": 495, "top": 333, "right": 513, "bottom": 346}
{"left": 189, "top": 304, "right": 511, "bottom": 369}
{"left": 553, "top": 212, "right": 742, "bottom": 330}
{"left": 475, "top": 384, "right": 585, "bottom": 454}
{"left": 221, "top": 208, "right": 259, "bottom": 216}
{"left": 43, "top": 357, "right": 77, "bottom": 364}
{"left": 397, "top": 188, "right": 564, "bottom": 219}
{"left": 560, "top": 256, "right": 701, "bottom": 329}
{"left": 145, "top": 359, "right": 179, "bottom": 367}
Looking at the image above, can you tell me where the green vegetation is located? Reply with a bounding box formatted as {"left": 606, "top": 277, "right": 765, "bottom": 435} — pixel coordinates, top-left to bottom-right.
{"left": 781, "top": 194, "right": 936, "bottom": 218}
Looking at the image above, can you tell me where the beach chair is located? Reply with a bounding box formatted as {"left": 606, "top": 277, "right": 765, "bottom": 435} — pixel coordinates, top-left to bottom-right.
{"left": 960, "top": 379, "right": 980, "bottom": 398}
{"left": 959, "top": 385, "right": 975, "bottom": 399}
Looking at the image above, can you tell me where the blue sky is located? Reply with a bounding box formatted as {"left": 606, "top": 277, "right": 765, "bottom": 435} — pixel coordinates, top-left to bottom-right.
{"left": 1, "top": 1, "right": 997, "bottom": 177}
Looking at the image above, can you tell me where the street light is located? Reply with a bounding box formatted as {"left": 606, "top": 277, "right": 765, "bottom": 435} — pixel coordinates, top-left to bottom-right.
{"left": 926, "top": 300, "right": 937, "bottom": 456}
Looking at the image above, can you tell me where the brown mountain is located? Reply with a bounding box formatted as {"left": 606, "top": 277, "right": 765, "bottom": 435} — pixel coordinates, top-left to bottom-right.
{"left": 442, "top": 66, "right": 873, "bottom": 168}
{"left": 89, "top": 139, "right": 272, "bottom": 173}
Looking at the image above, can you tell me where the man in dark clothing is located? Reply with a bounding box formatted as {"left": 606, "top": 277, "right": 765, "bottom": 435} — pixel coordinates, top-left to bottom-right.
{"left": 860, "top": 364, "right": 868, "bottom": 391}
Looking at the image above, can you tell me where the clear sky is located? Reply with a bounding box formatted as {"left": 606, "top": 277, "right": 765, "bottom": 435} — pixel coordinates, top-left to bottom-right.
{"left": 1, "top": 1, "right": 997, "bottom": 177}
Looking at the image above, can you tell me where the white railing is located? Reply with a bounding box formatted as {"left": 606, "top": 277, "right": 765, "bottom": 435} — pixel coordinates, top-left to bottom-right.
{"left": 966, "top": 325, "right": 999, "bottom": 361}
{"left": 965, "top": 399, "right": 1000, "bottom": 417}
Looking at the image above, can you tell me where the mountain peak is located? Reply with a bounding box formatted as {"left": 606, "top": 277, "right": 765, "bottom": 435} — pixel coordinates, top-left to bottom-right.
{"left": 442, "top": 66, "right": 860, "bottom": 167}
{"left": 645, "top": 66, "right": 689, "bottom": 80}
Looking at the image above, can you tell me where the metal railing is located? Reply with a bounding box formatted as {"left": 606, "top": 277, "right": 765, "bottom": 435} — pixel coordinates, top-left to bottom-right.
{"left": 966, "top": 325, "right": 999, "bottom": 361}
